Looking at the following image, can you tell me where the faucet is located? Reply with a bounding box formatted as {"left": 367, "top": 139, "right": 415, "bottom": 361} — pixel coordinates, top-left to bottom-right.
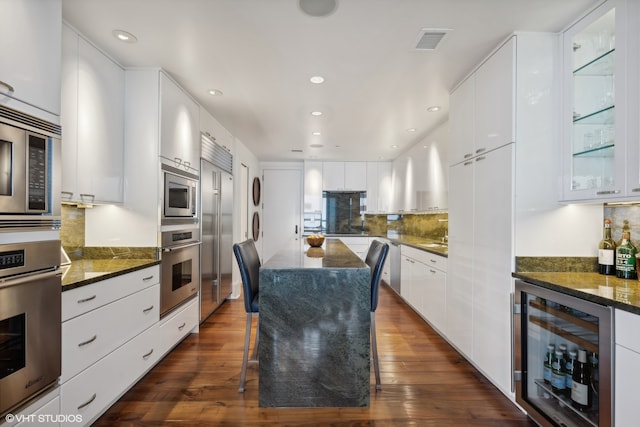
{"left": 442, "top": 228, "right": 448, "bottom": 244}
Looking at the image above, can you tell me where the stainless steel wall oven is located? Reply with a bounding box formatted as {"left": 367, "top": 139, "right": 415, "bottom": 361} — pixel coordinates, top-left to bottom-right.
{"left": 160, "top": 229, "right": 200, "bottom": 316}
{"left": 0, "top": 240, "right": 61, "bottom": 417}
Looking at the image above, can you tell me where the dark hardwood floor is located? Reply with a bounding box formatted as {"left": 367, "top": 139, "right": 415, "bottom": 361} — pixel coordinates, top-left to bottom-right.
{"left": 95, "top": 283, "right": 535, "bottom": 426}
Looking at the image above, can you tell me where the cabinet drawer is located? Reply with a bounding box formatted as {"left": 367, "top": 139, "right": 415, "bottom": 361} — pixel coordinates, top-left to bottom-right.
{"left": 62, "top": 266, "right": 159, "bottom": 321}
{"left": 61, "top": 285, "right": 159, "bottom": 382}
{"left": 401, "top": 245, "right": 447, "bottom": 271}
{"left": 60, "top": 323, "right": 160, "bottom": 427}
{"left": 158, "top": 298, "right": 198, "bottom": 356}
{"left": 615, "top": 309, "right": 640, "bottom": 353}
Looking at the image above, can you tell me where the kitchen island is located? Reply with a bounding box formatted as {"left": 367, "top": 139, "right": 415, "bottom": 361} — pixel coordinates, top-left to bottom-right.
{"left": 259, "top": 238, "right": 371, "bottom": 407}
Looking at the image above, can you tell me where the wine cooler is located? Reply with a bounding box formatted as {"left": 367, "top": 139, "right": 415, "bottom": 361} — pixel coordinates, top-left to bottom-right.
{"left": 513, "top": 280, "right": 613, "bottom": 427}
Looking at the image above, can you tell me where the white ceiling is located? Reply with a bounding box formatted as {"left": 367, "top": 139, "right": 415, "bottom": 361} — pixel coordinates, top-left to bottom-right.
{"left": 61, "top": 0, "right": 600, "bottom": 162}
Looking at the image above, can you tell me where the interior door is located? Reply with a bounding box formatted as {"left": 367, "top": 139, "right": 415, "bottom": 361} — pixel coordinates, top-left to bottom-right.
{"left": 261, "top": 168, "right": 302, "bottom": 263}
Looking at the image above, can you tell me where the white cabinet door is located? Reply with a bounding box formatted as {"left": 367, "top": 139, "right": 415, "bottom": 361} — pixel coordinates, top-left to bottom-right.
{"left": 472, "top": 144, "right": 513, "bottom": 395}
{"left": 615, "top": 345, "right": 640, "bottom": 427}
{"left": 474, "top": 37, "right": 515, "bottom": 152}
{"left": 304, "top": 161, "right": 323, "bottom": 213}
{"left": 400, "top": 254, "right": 414, "bottom": 308}
{"left": 366, "top": 161, "right": 392, "bottom": 212}
{"left": 446, "top": 160, "right": 474, "bottom": 357}
{"left": 322, "top": 161, "right": 345, "bottom": 191}
{"left": 160, "top": 72, "right": 200, "bottom": 173}
{"left": 200, "top": 107, "right": 233, "bottom": 151}
{"left": 449, "top": 76, "right": 475, "bottom": 165}
{"left": 344, "top": 162, "right": 366, "bottom": 190}
{"left": 60, "top": 26, "right": 125, "bottom": 204}
{"left": 0, "top": 0, "right": 61, "bottom": 120}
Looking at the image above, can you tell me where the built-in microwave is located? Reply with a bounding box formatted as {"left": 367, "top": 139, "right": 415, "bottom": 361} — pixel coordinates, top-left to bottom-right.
{"left": 0, "top": 122, "right": 50, "bottom": 214}
{"left": 162, "top": 163, "right": 198, "bottom": 224}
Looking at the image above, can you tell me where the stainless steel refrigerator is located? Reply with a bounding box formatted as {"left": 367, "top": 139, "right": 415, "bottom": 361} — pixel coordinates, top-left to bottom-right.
{"left": 199, "top": 134, "right": 233, "bottom": 323}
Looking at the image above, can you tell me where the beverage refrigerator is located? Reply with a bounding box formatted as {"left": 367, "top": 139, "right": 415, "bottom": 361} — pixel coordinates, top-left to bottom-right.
{"left": 513, "top": 280, "right": 613, "bottom": 427}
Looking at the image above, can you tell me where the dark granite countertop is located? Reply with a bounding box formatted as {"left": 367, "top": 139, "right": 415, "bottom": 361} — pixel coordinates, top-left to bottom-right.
{"left": 376, "top": 232, "right": 448, "bottom": 257}
{"left": 61, "top": 259, "right": 161, "bottom": 292}
{"left": 265, "top": 238, "right": 367, "bottom": 269}
{"left": 513, "top": 271, "right": 640, "bottom": 315}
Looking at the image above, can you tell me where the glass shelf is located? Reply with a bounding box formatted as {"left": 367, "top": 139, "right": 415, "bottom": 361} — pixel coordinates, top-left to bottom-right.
{"left": 532, "top": 379, "right": 599, "bottom": 427}
{"left": 574, "top": 49, "right": 615, "bottom": 76}
{"left": 573, "top": 106, "right": 614, "bottom": 125}
{"left": 573, "top": 144, "right": 615, "bottom": 158}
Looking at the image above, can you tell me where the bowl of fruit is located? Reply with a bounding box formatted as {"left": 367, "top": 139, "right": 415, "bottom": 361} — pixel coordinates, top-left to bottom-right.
{"left": 306, "top": 234, "right": 325, "bottom": 247}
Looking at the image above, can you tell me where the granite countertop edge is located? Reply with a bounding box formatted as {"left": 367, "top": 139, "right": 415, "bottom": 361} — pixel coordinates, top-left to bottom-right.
{"left": 512, "top": 271, "right": 640, "bottom": 316}
{"left": 61, "top": 259, "right": 161, "bottom": 292}
{"left": 303, "top": 232, "right": 449, "bottom": 257}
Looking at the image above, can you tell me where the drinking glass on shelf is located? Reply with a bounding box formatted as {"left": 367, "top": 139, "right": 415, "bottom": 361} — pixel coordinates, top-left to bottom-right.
{"left": 584, "top": 132, "right": 595, "bottom": 149}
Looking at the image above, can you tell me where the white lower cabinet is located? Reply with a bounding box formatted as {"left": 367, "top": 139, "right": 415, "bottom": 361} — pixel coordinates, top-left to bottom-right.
{"left": 400, "top": 245, "right": 447, "bottom": 332}
{"left": 615, "top": 309, "right": 640, "bottom": 427}
{"left": 58, "top": 265, "right": 198, "bottom": 426}
{"left": 1, "top": 387, "right": 61, "bottom": 427}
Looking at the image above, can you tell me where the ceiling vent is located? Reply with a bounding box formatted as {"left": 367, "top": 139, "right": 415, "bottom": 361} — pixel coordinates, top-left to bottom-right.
{"left": 414, "top": 29, "right": 450, "bottom": 51}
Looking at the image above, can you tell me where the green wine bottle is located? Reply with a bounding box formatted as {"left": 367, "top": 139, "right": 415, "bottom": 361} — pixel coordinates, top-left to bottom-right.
{"left": 616, "top": 220, "right": 637, "bottom": 279}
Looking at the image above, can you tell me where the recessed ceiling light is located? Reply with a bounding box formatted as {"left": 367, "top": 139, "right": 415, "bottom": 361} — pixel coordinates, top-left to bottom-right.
{"left": 427, "top": 106, "right": 441, "bottom": 112}
{"left": 406, "top": 128, "right": 417, "bottom": 132}
{"left": 312, "top": 131, "right": 321, "bottom": 136}
{"left": 299, "top": 0, "right": 338, "bottom": 17}
{"left": 311, "top": 111, "right": 323, "bottom": 116}
{"left": 391, "top": 145, "right": 399, "bottom": 149}
{"left": 310, "top": 75, "right": 325, "bottom": 84}
{"left": 310, "top": 143, "right": 324, "bottom": 148}
{"left": 112, "top": 29, "right": 137, "bottom": 43}
{"left": 208, "top": 89, "right": 224, "bottom": 96}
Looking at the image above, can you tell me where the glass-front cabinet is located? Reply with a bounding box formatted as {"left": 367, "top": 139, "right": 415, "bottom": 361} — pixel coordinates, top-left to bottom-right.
{"left": 514, "top": 281, "right": 613, "bottom": 426}
{"left": 562, "top": 0, "right": 626, "bottom": 201}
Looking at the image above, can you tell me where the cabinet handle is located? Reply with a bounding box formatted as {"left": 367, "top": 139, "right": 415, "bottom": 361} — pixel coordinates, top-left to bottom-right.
{"left": 463, "top": 153, "right": 473, "bottom": 159}
{"left": 77, "top": 295, "right": 97, "bottom": 304}
{"left": 463, "top": 161, "right": 473, "bottom": 166}
{"left": 631, "top": 188, "right": 640, "bottom": 193}
{"left": 475, "top": 156, "right": 486, "bottom": 162}
{"left": 143, "top": 305, "right": 154, "bottom": 314}
{"left": 142, "top": 349, "right": 154, "bottom": 360}
{"left": 80, "top": 193, "right": 95, "bottom": 203}
{"left": 78, "top": 335, "right": 97, "bottom": 347}
{"left": 0, "top": 79, "right": 15, "bottom": 93}
{"left": 61, "top": 191, "right": 74, "bottom": 199}
{"left": 77, "top": 393, "right": 97, "bottom": 410}
{"left": 429, "top": 269, "right": 437, "bottom": 274}
{"left": 174, "top": 157, "right": 183, "bottom": 165}
{"left": 184, "top": 161, "right": 191, "bottom": 168}
{"left": 596, "top": 190, "right": 621, "bottom": 195}
{"left": 475, "top": 147, "right": 486, "bottom": 154}
{"left": 178, "top": 322, "right": 186, "bottom": 331}
{"left": 430, "top": 259, "right": 437, "bottom": 263}
{"left": 142, "top": 275, "right": 154, "bottom": 281}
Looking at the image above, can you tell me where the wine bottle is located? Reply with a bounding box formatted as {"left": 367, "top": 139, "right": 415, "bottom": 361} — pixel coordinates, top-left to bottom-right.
{"left": 571, "top": 349, "right": 592, "bottom": 411}
{"left": 598, "top": 219, "right": 616, "bottom": 275}
{"left": 566, "top": 350, "right": 577, "bottom": 397}
{"left": 551, "top": 350, "right": 566, "bottom": 394}
{"left": 616, "top": 220, "right": 638, "bottom": 279}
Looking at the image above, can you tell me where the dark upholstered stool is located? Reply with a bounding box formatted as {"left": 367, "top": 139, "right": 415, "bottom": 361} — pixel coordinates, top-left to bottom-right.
{"left": 365, "top": 239, "right": 389, "bottom": 390}
{"left": 233, "top": 239, "right": 260, "bottom": 393}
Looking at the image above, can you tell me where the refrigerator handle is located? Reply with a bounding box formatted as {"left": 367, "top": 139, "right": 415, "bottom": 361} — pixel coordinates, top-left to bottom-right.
{"left": 295, "top": 225, "right": 298, "bottom": 234}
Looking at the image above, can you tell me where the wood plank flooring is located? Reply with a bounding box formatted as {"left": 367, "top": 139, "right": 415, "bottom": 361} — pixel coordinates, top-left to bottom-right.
{"left": 95, "top": 283, "right": 535, "bottom": 426}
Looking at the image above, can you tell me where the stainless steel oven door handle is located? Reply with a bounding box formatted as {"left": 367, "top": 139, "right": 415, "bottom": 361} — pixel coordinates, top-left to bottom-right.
{"left": 0, "top": 268, "right": 60, "bottom": 289}
{"left": 162, "top": 242, "right": 201, "bottom": 252}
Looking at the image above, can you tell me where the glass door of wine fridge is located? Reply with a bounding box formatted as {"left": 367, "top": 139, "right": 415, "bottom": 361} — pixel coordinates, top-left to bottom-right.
{"left": 514, "top": 280, "right": 613, "bottom": 427}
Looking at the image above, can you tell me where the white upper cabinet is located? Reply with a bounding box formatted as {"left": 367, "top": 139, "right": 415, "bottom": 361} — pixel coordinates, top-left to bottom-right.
{"left": 322, "top": 161, "right": 366, "bottom": 191}
{"left": 0, "top": 0, "right": 61, "bottom": 122}
{"left": 160, "top": 72, "right": 200, "bottom": 173}
{"left": 449, "top": 37, "right": 515, "bottom": 165}
{"left": 61, "top": 24, "right": 124, "bottom": 204}
{"left": 366, "top": 161, "right": 392, "bottom": 212}
{"left": 200, "top": 107, "right": 233, "bottom": 152}
{"left": 561, "top": 0, "right": 629, "bottom": 201}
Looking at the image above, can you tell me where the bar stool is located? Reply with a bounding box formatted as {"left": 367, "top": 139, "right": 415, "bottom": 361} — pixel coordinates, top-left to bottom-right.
{"left": 233, "top": 239, "right": 260, "bottom": 393}
{"left": 365, "top": 239, "right": 389, "bottom": 390}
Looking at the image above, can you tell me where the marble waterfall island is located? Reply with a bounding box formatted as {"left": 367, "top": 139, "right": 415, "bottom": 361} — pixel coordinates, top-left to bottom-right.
{"left": 259, "top": 238, "right": 371, "bottom": 407}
